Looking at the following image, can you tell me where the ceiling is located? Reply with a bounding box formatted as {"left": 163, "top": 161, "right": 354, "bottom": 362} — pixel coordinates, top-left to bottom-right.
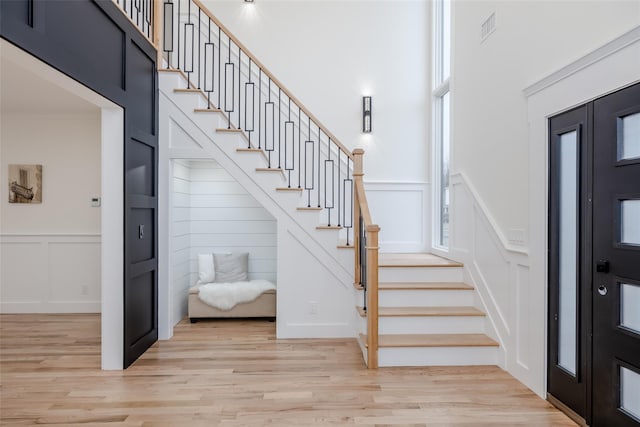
{"left": 1, "top": 47, "right": 100, "bottom": 114}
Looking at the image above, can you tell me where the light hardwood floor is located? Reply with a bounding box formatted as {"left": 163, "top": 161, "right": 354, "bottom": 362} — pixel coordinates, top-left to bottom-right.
{"left": 0, "top": 314, "right": 576, "bottom": 426}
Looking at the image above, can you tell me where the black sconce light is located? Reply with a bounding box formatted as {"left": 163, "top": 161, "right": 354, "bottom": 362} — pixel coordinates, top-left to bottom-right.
{"left": 363, "top": 96, "right": 372, "bottom": 133}
{"left": 244, "top": 0, "right": 254, "bottom": 2}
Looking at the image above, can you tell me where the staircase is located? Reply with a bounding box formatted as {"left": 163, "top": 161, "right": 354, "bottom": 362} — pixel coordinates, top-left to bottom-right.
{"left": 153, "top": 0, "right": 501, "bottom": 368}
{"left": 357, "top": 253, "right": 500, "bottom": 367}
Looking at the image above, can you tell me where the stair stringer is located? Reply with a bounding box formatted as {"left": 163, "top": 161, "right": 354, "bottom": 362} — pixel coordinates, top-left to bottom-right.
{"left": 159, "top": 72, "right": 356, "bottom": 339}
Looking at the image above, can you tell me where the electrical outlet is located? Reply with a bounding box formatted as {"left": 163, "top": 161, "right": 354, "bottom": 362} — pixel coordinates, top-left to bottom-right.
{"left": 309, "top": 301, "right": 318, "bottom": 315}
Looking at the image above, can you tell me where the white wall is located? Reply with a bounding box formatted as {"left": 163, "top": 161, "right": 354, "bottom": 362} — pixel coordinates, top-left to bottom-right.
{"left": 171, "top": 160, "right": 193, "bottom": 323}
{"left": 0, "top": 112, "right": 102, "bottom": 313}
{"left": 187, "top": 160, "right": 277, "bottom": 282}
{"left": 452, "top": 0, "right": 640, "bottom": 242}
{"left": 450, "top": 0, "right": 640, "bottom": 397}
{"left": 201, "top": 0, "right": 430, "bottom": 185}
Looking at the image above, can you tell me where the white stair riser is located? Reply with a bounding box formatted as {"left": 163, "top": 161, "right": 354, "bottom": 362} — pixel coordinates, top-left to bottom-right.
{"left": 379, "top": 267, "right": 463, "bottom": 283}
{"left": 378, "top": 316, "right": 485, "bottom": 335}
{"left": 378, "top": 289, "right": 474, "bottom": 307}
{"left": 378, "top": 345, "right": 498, "bottom": 367}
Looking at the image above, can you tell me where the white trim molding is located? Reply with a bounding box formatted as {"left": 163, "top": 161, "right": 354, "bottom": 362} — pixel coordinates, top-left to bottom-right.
{"left": 0, "top": 233, "right": 101, "bottom": 313}
{"left": 364, "top": 181, "right": 430, "bottom": 253}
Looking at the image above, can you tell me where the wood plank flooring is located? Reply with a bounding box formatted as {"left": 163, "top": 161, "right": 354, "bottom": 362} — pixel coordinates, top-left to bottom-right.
{"left": 0, "top": 314, "right": 576, "bottom": 426}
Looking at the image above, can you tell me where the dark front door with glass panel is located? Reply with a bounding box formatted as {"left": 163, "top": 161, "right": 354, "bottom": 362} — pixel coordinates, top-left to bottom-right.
{"left": 548, "top": 82, "right": 640, "bottom": 426}
{"left": 592, "top": 83, "right": 640, "bottom": 427}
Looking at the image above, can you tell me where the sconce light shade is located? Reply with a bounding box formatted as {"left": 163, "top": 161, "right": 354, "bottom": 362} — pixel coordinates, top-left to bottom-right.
{"left": 244, "top": 0, "right": 254, "bottom": 2}
{"left": 363, "top": 96, "right": 372, "bottom": 133}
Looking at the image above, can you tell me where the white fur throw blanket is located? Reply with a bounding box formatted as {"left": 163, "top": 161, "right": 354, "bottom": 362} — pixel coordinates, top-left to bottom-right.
{"left": 197, "top": 280, "right": 276, "bottom": 311}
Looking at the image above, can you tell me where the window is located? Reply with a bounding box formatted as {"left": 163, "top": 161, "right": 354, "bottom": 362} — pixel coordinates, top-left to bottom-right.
{"left": 433, "top": 0, "right": 451, "bottom": 248}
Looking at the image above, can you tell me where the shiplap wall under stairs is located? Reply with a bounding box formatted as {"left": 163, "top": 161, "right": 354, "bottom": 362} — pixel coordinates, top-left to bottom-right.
{"left": 357, "top": 253, "right": 500, "bottom": 367}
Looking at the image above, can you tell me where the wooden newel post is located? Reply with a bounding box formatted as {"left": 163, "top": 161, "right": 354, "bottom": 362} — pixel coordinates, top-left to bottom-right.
{"left": 366, "top": 224, "right": 380, "bottom": 369}
{"left": 352, "top": 149, "right": 364, "bottom": 287}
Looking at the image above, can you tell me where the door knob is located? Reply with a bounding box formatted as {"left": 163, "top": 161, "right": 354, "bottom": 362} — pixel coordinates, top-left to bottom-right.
{"left": 596, "top": 260, "right": 610, "bottom": 273}
{"left": 598, "top": 285, "right": 608, "bottom": 296}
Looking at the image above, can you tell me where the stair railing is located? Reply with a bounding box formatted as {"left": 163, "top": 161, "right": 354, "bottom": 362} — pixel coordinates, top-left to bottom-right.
{"left": 353, "top": 149, "right": 380, "bottom": 369}
{"left": 112, "top": 0, "right": 156, "bottom": 42}
{"left": 158, "top": 0, "right": 355, "bottom": 243}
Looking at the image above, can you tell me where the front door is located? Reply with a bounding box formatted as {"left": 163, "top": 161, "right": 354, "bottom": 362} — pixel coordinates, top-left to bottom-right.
{"left": 549, "top": 82, "right": 640, "bottom": 426}
{"left": 592, "top": 83, "right": 640, "bottom": 426}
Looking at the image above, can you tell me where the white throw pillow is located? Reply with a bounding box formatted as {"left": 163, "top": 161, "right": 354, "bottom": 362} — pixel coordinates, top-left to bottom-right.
{"left": 213, "top": 252, "right": 249, "bottom": 283}
{"left": 197, "top": 254, "right": 215, "bottom": 283}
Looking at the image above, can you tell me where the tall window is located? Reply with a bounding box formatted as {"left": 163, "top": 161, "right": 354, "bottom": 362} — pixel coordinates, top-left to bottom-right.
{"left": 433, "top": 0, "right": 451, "bottom": 248}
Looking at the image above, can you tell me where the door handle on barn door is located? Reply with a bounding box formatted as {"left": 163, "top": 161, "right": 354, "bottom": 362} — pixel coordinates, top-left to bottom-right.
{"left": 596, "top": 259, "right": 610, "bottom": 273}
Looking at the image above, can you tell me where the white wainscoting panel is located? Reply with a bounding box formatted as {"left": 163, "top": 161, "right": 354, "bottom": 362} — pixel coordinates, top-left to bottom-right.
{"left": 0, "top": 234, "right": 101, "bottom": 313}
{"left": 450, "top": 172, "right": 532, "bottom": 392}
{"left": 364, "top": 181, "right": 430, "bottom": 252}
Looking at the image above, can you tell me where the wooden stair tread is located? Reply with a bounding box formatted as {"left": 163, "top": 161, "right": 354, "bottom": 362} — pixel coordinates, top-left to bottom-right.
{"left": 237, "top": 148, "right": 263, "bottom": 153}
{"left": 194, "top": 108, "right": 222, "bottom": 113}
{"left": 276, "top": 187, "right": 303, "bottom": 192}
{"left": 173, "top": 88, "right": 200, "bottom": 93}
{"left": 256, "top": 167, "right": 283, "bottom": 172}
{"left": 337, "top": 244, "right": 354, "bottom": 249}
{"left": 316, "top": 225, "right": 343, "bottom": 230}
{"left": 216, "top": 128, "right": 243, "bottom": 133}
{"left": 356, "top": 306, "right": 485, "bottom": 317}
{"left": 360, "top": 333, "right": 498, "bottom": 348}
{"left": 379, "top": 282, "right": 474, "bottom": 291}
{"left": 296, "top": 207, "right": 322, "bottom": 211}
{"left": 379, "top": 253, "right": 463, "bottom": 268}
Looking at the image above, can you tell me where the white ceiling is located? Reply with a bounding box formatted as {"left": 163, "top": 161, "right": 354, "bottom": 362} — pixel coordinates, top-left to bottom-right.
{"left": 1, "top": 45, "right": 100, "bottom": 114}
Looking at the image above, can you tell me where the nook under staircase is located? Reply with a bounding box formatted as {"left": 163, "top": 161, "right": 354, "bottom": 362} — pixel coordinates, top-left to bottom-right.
{"left": 154, "top": 0, "right": 500, "bottom": 370}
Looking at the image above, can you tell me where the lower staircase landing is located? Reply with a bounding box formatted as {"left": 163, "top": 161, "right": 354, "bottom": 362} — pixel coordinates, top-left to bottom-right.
{"left": 357, "top": 252, "right": 500, "bottom": 367}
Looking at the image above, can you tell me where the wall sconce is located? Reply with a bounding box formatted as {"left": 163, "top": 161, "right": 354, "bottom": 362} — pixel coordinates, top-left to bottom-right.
{"left": 244, "top": 0, "right": 254, "bottom": 2}
{"left": 362, "top": 96, "right": 372, "bottom": 133}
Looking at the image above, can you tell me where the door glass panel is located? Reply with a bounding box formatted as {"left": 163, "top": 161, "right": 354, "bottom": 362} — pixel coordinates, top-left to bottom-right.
{"left": 621, "top": 283, "right": 640, "bottom": 334}
{"left": 619, "top": 112, "right": 640, "bottom": 160}
{"left": 621, "top": 366, "right": 640, "bottom": 420}
{"left": 558, "top": 130, "right": 578, "bottom": 375}
{"left": 621, "top": 199, "right": 640, "bottom": 245}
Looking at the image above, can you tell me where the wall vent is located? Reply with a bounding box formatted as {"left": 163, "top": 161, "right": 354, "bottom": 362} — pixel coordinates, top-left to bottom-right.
{"left": 481, "top": 12, "right": 496, "bottom": 43}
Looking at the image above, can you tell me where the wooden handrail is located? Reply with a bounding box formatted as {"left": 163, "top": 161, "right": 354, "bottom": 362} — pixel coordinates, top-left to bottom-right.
{"left": 190, "top": 0, "right": 353, "bottom": 161}
{"left": 352, "top": 148, "right": 379, "bottom": 369}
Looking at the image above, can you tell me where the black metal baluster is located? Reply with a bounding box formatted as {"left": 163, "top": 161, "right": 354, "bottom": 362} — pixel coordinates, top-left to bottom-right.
{"left": 317, "top": 126, "right": 321, "bottom": 208}
{"left": 238, "top": 46, "right": 241, "bottom": 130}
{"left": 224, "top": 37, "right": 234, "bottom": 129}
{"left": 184, "top": 1, "right": 194, "bottom": 88}
{"left": 218, "top": 26, "right": 221, "bottom": 110}
{"left": 177, "top": 0, "right": 180, "bottom": 69}
{"left": 285, "top": 97, "right": 294, "bottom": 187}
{"left": 197, "top": 8, "right": 201, "bottom": 89}
{"left": 245, "top": 59, "right": 255, "bottom": 148}
{"left": 204, "top": 18, "right": 214, "bottom": 109}
{"left": 325, "top": 137, "right": 334, "bottom": 226}
{"left": 258, "top": 69, "right": 262, "bottom": 149}
{"left": 277, "top": 88, "right": 281, "bottom": 169}
{"left": 361, "top": 212, "right": 367, "bottom": 311}
{"left": 163, "top": 1, "right": 174, "bottom": 69}
{"left": 337, "top": 148, "right": 341, "bottom": 227}
{"left": 265, "top": 79, "right": 274, "bottom": 168}
{"left": 305, "top": 117, "right": 314, "bottom": 207}
{"left": 298, "top": 106, "right": 302, "bottom": 188}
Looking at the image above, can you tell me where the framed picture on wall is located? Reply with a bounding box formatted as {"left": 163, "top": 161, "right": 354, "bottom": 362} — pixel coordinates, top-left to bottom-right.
{"left": 8, "top": 164, "right": 42, "bottom": 204}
